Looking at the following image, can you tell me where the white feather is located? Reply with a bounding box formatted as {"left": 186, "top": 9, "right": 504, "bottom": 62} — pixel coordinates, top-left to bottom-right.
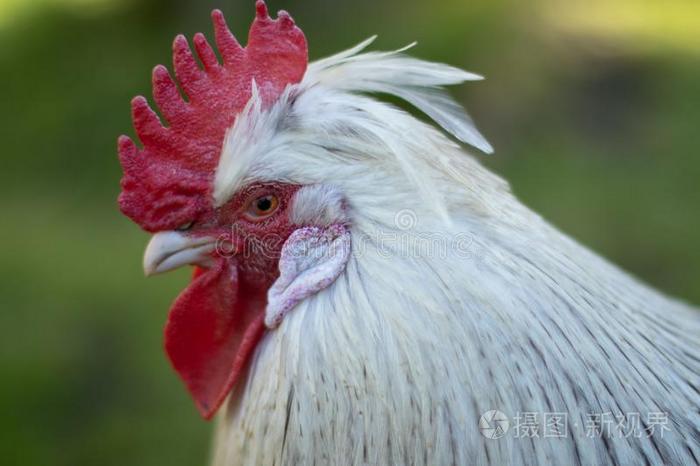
{"left": 306, "top": 40, "right": 493, "bottom": 153}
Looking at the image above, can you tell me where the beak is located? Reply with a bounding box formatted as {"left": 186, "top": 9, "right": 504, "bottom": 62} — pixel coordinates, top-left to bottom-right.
{"left": 143, "top": 231, "right": 217, "bottom": 276}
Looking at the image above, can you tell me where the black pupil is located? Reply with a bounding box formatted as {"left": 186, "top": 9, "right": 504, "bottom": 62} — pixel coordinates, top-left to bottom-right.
{"left": 256, "top": 197, "right": 273, "bottom": 212}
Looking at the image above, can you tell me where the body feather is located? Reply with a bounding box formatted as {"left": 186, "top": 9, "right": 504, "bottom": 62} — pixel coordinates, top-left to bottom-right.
{"left": 211, "top": 41, "right": 700, "bottom": 466}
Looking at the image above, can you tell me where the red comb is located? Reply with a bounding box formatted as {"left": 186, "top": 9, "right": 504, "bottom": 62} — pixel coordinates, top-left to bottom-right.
{"left": 118, "top": 1, "right": 308, "bottom": 232}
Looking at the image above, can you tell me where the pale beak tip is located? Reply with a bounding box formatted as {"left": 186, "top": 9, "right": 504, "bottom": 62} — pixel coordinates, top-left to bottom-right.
{"left": 143, "top": 254, "right": 162, "bottom": 277}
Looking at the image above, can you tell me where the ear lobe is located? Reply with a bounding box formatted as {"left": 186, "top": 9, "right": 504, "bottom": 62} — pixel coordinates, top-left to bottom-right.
{"left": 265, "top": 224, "right": 351, "bottom": 328}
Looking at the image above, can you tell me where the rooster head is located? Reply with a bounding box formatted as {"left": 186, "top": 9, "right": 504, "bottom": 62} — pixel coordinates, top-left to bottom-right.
{"left": 118, "top": 2, "right": 350, "bottom": 419}
{"left": 118, "top": 0, "right": 490, "bottom": 421}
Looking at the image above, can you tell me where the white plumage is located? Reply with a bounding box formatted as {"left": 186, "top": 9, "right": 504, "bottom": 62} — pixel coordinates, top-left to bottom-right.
{"left": 211, "top": 40, "right": 700, "bottom": 465}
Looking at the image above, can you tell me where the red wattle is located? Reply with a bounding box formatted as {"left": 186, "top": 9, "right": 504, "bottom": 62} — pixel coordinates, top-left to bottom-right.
{"left": 164, "top": 259, "right": 266, "bottom": 419}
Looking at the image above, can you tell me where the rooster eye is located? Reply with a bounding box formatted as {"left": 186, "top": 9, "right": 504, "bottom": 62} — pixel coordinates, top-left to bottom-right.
{"left": 244, "top": 194, "right": 279, "bottom": 221}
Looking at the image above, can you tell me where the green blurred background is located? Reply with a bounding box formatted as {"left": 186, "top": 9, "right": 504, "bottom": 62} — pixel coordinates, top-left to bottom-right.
{"left": 1, "top": 0, "right": 698, "bottom": 464}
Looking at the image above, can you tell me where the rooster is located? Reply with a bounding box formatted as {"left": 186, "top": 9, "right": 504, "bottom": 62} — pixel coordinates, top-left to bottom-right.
{"left": 117, "top": 2, "right": 700, "bottom": 465}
